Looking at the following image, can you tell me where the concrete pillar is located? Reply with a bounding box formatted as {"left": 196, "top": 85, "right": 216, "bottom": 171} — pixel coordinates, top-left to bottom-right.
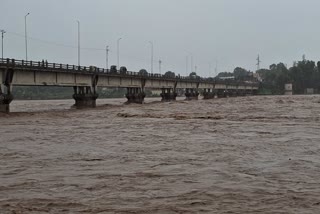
{"left": 126, "top": 87, "right": 145, "bottom": 104}
{"left": 73, "top": 86, "right": 98, "bottom": 108}
{"left": 245, "top": 89, "right": 253, "bottom": 96}
{"left": 0, "top": 67, "right": 15, "bottom": 113}
{"left": 217, "top": 89, "right": 228, "bottom": 98}
{"left": 238, "top": 90, "right": 246, "bottom": 96}
{"left": 185, "top": 88, "right": 199, "bottom": 100}
{"left": 160, "top": 88, "right": 177, "bottom": 102}
{"left": 203, "top": 88, "right": 215, "bottom": 99}
{"left": 229, "top": 89, "right": 237, "bottom": 97}
{"left": 0, "top": 92, "right": 13, "bottom": 113}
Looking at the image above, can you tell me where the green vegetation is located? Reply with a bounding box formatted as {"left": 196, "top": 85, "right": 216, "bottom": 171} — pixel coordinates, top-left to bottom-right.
{"left": 216, "top": 58, "right": 320, "bottom": 95}
{"left": 164, "top": 71, "right": 175, "bottom": 78}
{"left": 257, "top": 59, "right": 320, "bottom": 95}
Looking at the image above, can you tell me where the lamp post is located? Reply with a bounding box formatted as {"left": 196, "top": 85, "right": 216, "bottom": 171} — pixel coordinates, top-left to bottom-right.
{"left": 117, "top": 38, "right": 122, "bottom": 69}
{"left": 190, "top": 54, "right": 194, "bottom": 73}
{"left": 186, "top": 55, "right": 189, "bottom": 76}
{"left": 25, "top": 12, "right": 30, "bottom": 61}
{"left": 76, "top": 20, "right": 80, "bottom": 66}
{"left": 0, "top": 29, "right": 5, "bottom": 59}
{"left": 106, "top": 45, "right": 109, "bottom": 69}
{"left": 159, "top": 59, "right": 162, "bottom": 74}
{"left": 149, "top": 41, "right": 153, "bottom": 73}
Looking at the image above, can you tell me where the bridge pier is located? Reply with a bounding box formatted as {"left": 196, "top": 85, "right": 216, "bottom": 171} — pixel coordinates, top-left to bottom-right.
{"left": 0, "top": 92, "right": 13, "bottom": 113}
{"left": 73, "top": 86, "right": 98, "bottom": 108}
{"left": 245, "top": 89, "right": 253, "bottom": 96}
{"left": 0, "top": 66, "right": 14, "bottom": 113}
{"left": 228, "top": 89, "right": 238, "bottom": 97}
{"left": 126, "top": 87, "right": 145, "bottom": 104}
{"left": 217, "top": 89, "right": 228, "bottom": 98}
{"left": 185, "top": 88, "right": 199, "bottom": 100}
{"left": 161, "top": 88, "right": 177, "bottom": 102}
{"left": 237, "top": 90, "right": 246, "bottom": 96}
{"left": 203, "top": 89, "right": 215, "bottom": 99}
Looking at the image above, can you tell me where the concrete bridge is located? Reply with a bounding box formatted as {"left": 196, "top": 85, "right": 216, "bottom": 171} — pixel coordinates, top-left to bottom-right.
{"left": 0, "top": 58, "right": 259, "bottom": 113}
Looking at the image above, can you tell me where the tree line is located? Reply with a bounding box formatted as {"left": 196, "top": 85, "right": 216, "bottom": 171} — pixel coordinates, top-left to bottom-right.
{"left": 216, "top": 58, "right": 320, "bottom": 95}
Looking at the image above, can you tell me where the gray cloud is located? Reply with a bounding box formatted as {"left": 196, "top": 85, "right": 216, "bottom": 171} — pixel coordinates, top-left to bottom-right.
{"left": 1, "top": 0, "right": 320, "bottom": 76}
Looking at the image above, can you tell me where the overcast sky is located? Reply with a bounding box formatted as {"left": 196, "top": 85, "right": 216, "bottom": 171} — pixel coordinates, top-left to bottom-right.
{"left": 1, "top": 0, "right": 320, "bottom": 77}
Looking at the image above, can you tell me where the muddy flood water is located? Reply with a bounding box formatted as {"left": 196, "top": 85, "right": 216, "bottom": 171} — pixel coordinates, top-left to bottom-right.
{"left": 1, "top": 95, "right": 320, "bottom": 213}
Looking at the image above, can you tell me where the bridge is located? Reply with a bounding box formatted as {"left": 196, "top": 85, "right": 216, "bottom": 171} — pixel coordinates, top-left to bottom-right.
{"left": 0, "top": 58, "right": 259, "bottom": 113}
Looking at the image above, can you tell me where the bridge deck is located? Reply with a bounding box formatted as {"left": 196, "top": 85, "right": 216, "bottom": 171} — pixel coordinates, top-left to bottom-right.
{"left": 0, "top": 58, "right": 259, "bottom": 90}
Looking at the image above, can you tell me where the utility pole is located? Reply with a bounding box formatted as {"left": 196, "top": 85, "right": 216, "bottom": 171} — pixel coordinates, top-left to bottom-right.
{"left": 186, "top": 56, "right": 189, "bottom": 76}
{"left": 25, "top": 12, "right": 30, "bottom": 61}
{"left": 215, "top": 60, "right": 218, "bottom": 76}
{"left": 149, "top": 41, "right": 153, "bottom": 74}
{"left": 256, "top": 54, "right": 261, "bottom": 70}
{"left": 76, "top": 20, "right": 81, "bottom": 66}
{"left": 191, "top": 55, "right": 194, "bottom": 73}
{"left": 106, "top": 45, "right": 109, "bottom": 69}
{"left": 159, "top": 59, "right": 161, "bottom": 74}
{"left": 209, "top": 63, "right": 212, "bottom": 77}
{"left": 195, "top": 65, "right": 197, "bottom": 73}
{"left": 117, "top": 38, "right": 122, "bottom": 69}
{"left": 0, "top": 29, "right": 5, "bottom": 59}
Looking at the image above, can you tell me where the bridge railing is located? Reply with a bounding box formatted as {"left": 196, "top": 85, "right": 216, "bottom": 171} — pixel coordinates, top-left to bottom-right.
{"left": 0, "top": 58, "right": 260, "bottom": 87}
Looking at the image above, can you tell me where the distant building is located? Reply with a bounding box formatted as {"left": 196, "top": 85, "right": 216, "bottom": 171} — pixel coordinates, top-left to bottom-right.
{"left": 253, "top": 73, "right": 262, "bottom": 82}
{"left": 284, "top": 83, "right": 293, "bottom": 95}
{"left": 218, "top": 76, "right": 235, "bottom": 80}
{"left": 305, "top": 88, "right": 315, "bottom": 95}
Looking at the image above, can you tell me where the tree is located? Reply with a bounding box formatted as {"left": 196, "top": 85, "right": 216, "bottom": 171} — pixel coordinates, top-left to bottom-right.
{"left": 139, "top": 69, "right": 148, "bottom": 76}
{"left": 233, "top": 67, "right": 248, "bottom": 80}
{"left": 164, "top": 71, "right": 175, "bottom": 78}
{"left": 189, "top": 72, "right": 200, "bottom": 79}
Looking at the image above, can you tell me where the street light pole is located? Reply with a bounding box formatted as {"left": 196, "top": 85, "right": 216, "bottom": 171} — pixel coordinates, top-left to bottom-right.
{"left": 186, "top": 56, "right": 189, "bottom": 76}
{"left": 190, "top": 54, "right": 193, "bottom": 73}
{"left": 117, "top": 38, "right": 122, "bottom": 69}
{"left": 106, "top": 45, "right": 109, "bottom": 69}
{"left": 25, "top": 13, "right": 30, "bottom": 61}
{"left": 149, "top": 41, "right": 153, "bottom": 73}
{"left": 159, "top": 59, "right": 162, "bottom": 74}
{"left": 0, "top": 29, "right": 5, "bottom": 59}
{"left": 77, "top": 20, "right": 80, "bottom": 66}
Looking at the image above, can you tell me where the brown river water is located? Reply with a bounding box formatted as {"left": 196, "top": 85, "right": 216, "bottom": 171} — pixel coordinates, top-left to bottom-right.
{"left": 1, "top": 95, "right": 320, "bottom": 213}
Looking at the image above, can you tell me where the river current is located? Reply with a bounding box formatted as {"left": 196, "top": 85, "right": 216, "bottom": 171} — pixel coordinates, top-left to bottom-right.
{"left": 1, "top": 95, "right": 320, "bottom": 213}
